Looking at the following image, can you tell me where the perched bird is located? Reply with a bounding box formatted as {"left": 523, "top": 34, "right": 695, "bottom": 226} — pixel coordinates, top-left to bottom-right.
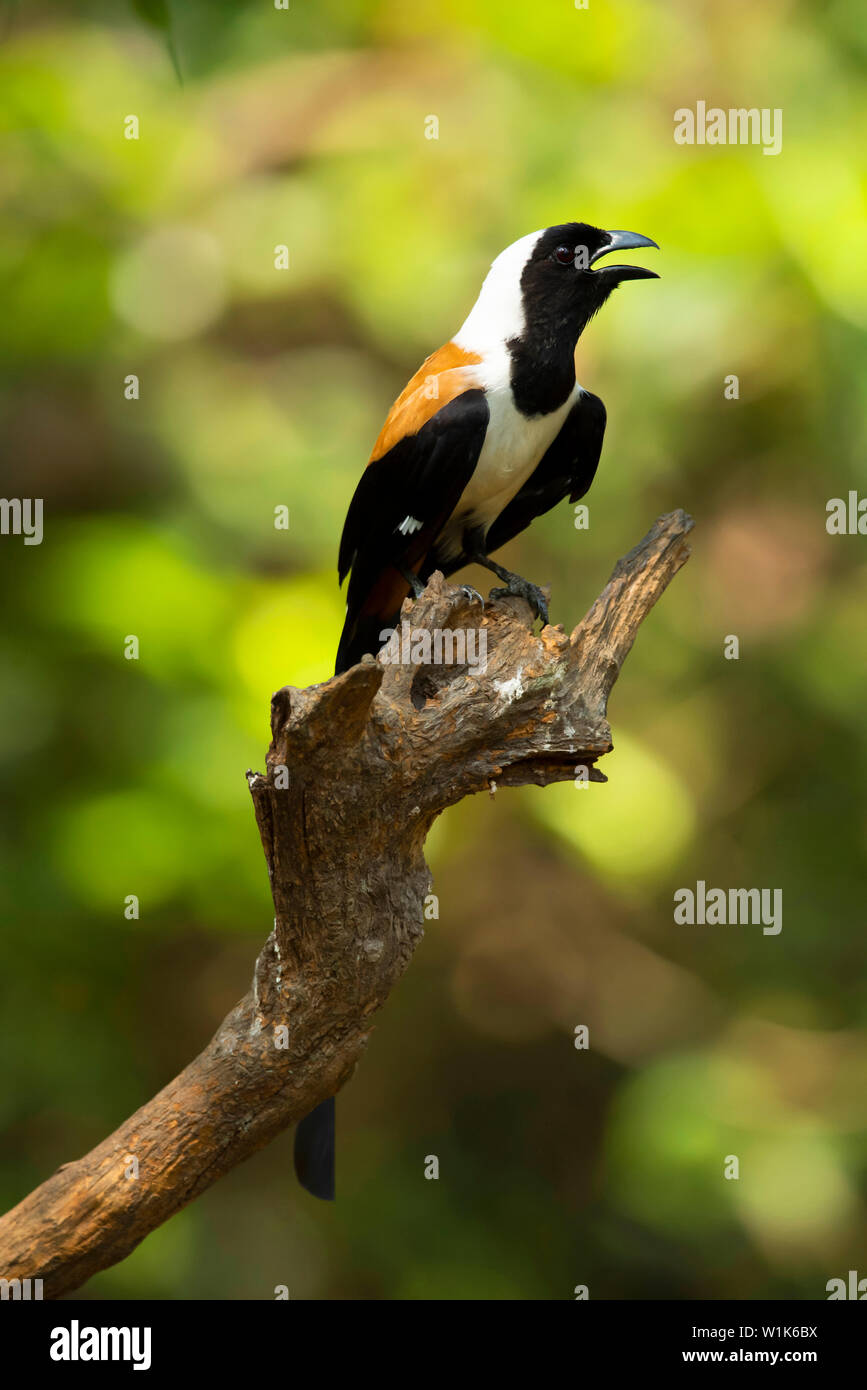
{"left": 294, "top": 221, "right": 658, "bottom": 1200}
{"left": 333, "top": 222, "right": 658, "bottom": 674}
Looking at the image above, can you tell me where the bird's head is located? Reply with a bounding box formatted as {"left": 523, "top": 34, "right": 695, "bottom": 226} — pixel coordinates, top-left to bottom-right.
{"left": 462, "top": 222, "right": 659, "bottom": 351}
{"left": 519, "top": 222, "right": 659, "bottom": 339}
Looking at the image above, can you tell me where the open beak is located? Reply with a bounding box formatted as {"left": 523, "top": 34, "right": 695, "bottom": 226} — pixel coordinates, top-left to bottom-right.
{"left": 590, "top": 229, "right": 659, "bottom": 281}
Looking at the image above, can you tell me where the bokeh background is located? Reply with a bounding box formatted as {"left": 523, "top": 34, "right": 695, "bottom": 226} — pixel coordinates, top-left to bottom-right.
{"left": 1, "top": 0, "right": 866, "bottom": 1300}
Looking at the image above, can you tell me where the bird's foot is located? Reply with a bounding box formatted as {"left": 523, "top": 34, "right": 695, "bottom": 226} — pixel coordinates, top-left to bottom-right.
{"left": 489, "top": 576, "right": 549, "bottom": 626}
{"left": 457, "top": 584, "right": 484, "bottom": 607}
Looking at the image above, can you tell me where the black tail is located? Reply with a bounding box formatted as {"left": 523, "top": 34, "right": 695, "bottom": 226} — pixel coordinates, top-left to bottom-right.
{"left": 337, "top": 554, "right": 415, "bottom": 674}
{"left": 294, "top": 1097, "right": 335, "bottom": 1200}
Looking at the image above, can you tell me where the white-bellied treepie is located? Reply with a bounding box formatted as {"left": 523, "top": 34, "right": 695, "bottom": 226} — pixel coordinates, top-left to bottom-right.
{"left": 294, "top": 221, "right": 659, "bottom": 1201}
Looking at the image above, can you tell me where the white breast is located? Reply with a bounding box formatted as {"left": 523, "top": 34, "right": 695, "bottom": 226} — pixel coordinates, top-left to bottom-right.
{"left": 439, "top": 347, "right": 581, "bottom": 561}
{"left": 462, "top": 366, "right": 579, "bottom": 520}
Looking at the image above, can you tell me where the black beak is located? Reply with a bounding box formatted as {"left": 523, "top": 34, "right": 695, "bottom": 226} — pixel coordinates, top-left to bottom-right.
{"left": 590, "top": 229, "right": 659, "bottom": 281}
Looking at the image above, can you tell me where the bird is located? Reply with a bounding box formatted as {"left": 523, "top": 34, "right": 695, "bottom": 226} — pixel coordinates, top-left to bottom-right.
{"left": 294, "top": 220, "right": 659, "bottom": 1201}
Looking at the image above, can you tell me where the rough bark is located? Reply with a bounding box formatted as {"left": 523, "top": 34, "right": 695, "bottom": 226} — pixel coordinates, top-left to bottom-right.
{"left": 0, "top": 509, "right": 693, "bottom": 1298}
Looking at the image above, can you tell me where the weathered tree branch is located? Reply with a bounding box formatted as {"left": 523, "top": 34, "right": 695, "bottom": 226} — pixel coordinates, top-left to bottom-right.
{"left": 0, "top": 509, "right": 693, "bottom": 1298}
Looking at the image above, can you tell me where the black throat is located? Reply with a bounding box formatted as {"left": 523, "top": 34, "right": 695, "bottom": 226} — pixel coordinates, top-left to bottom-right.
{"left": 506, "top": 231, "right": 614, "bottom": 418}
{"left": 506, "top": 329, "right": 578, "bottom": 418}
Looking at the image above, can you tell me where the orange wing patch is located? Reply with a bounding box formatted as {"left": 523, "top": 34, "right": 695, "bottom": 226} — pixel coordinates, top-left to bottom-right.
{"left": 369, "top": 341, "right": 482, "bottom": 464}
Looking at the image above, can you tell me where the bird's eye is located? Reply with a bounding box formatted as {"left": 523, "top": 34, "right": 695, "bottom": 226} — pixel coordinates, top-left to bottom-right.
{"left": 554, "top": 245, "right": 574, "bottom": 265}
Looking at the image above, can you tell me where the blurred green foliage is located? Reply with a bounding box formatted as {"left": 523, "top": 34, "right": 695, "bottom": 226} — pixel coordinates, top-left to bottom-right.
{"left": 0, "top": 0, "right": 865, "bottom": 1299}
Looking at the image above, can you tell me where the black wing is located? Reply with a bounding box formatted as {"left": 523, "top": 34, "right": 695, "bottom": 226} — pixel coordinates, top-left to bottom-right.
{"left": 336, "top": 388, "right": 489, "bottom": 672}
{"left": 482, "top": 389, "right": 606, "bottom": 556}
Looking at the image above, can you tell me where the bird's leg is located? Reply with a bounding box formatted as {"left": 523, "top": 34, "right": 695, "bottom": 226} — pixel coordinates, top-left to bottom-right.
{"left": 400, "top": 563, "right": 481, "bottom": 608}
{"left": 398, "top": 564, "right": 426, "bottom": 600}
{"left": 466, "top": 551, "right": 549, "bottom": 627}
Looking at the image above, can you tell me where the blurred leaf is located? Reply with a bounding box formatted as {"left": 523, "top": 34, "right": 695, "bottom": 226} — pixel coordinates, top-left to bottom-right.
{"left": 131, "top": 0, "right": 183, "bottom": 84}
{"left": 131, "top": 0, "right": 171, "bottom": 30}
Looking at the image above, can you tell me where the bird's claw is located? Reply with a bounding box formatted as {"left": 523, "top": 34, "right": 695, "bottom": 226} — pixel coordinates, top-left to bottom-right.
{"left": 489, "top": 579, "right": 549, "bottom": 627}
{"left": 457, "top": 584, "right": 485, "bottom": 607}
